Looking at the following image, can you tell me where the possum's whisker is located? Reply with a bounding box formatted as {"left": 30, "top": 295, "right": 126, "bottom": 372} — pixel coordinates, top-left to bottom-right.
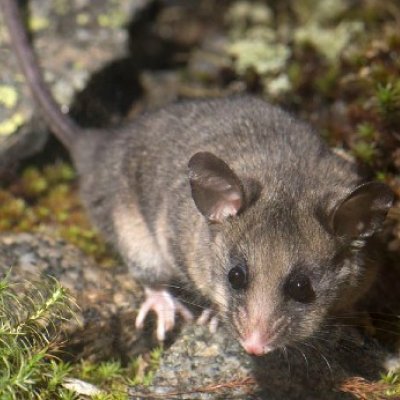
{"left": 301, "top": 341, "right": 333, "bottom": 381}
{"left": 290, "top": 343, "right": 310, "bottom": 378}
{"left": 281, "top": 345, "right": 291, "bottom": 377}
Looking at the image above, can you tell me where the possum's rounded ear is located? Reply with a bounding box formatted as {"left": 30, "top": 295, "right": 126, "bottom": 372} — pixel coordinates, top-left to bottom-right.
{"left": 188, "top": 152, "right": 244, "bottom": 223}
{"left": 330, "top": 182, "right": 394, "bottom": 239}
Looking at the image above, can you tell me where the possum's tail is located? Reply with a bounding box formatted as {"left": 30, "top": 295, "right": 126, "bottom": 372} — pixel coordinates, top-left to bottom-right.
{"left": 2, "top": 0, "right": 82, "bottom": 150}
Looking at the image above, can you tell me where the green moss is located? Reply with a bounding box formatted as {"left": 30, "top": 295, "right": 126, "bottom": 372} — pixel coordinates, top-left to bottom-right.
{"left": 76, "top": 13, "right": 90, "bottom": 26}
{"left": 43, "top": 163, "right": 76, "bottom": 184}
{"left": 0, "top": 273, "right": 162, "bottom": 399}
{"left": 0, "top": 274, "right": 76, "bottom": 399}
{"left": 226, "top": 1, "right": 272, "bottom": 36}
{"left": 224, "top": 0, "right": 399, "bottom": 197}
{"left": 287, "top": 62, "right": 303, "bottom": 90}
{"left": 93, "top": 393, "right": 127, "bottom": 400}
{"left": 224, "top": 2, "right": 293, "bottom": 97}
{"left": 356, "top": 122, "right": 376, "bottom": 140}
{"left": 381, "top": 370, "right": 400, "bottom": 397}
{"left": 97, "top": 10, "right": 126, "bottom": 29}
{"left": 77, "top": 360, "right": 125, "bottom": 386}
{"left": 0, "top": 85, "right": 18, "bottom": 108}
{"left": 28, "top": 15, "right": 50, "bottom": 32}
{"left": 129, "top": 346, "right": 163, "bottom": 386}
{"left": 68, "top": 347, "right": 163, "bottom": 399}
{"left": 375, "top": 171, "right": 389, "bottom": 182}
{"left": 53, "top": 0, "right": 70, "bottom": 16}
{"left": 315, "top": 65, "right": 340, "bottom": 96}
{"left": 20, "top": 167, "right": 49, "bottom": 198}
{"left": 352, "top": 141, "right": 377, "bottom": 164}
{"left": 0, "top": 162, "right": 115, "bottom": 266}
{"left": 228, "top": 38, "right": 290, "bottom": 76}
{"left": 292, "top": 0, "right": 348, "bottom": 24}
{"left": 375, "top": 81, "right": 400, "bottom": 124}
{"left": 225, "top": 0, "right": 369, "bottom": 97}
{"left": 0, "top": 112, "right": 26, "bottom": 136}
{"left": 294, "top": 21, "right": 363, "bottom": 63}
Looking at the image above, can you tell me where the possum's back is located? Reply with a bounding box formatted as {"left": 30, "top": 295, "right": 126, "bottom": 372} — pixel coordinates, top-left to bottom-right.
{"left": 77, "top": 96, "right": 359, "bottom": 241}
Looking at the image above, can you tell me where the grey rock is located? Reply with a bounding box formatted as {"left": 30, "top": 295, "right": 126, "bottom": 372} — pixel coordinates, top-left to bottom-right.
{"left": 0, "top": 0, "right": 152, "bottom": 172}
{"left": 130, "top": 324, "right": 254, "bottom": 400}
{"left": 129, "top": 320, "right": 394, "bottom": 399}
{"left": 0, "top": 231, "right": 150, "bottom": 361}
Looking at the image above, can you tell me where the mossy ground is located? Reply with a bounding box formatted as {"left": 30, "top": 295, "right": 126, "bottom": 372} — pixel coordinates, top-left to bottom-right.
{"left": 0, "top": 162, "right": 116, "bottom": 267}
{"left": 0, "top": 273, "right": 162, "bottom": 400}
{"left": 226, "top": 1, "right": 400, "bottom": 184}
{"left": 0, "top": 273, "right": 76, "bottom": 399}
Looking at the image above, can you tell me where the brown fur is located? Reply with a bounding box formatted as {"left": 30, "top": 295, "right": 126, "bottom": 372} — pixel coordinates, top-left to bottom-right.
{"left": 2, "top": 0, "right": 393, "bottom": 351}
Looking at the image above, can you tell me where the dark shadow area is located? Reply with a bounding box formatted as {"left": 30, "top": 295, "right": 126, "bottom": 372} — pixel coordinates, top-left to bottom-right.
{"left": 69, "top": 57, "right": 143, "bottom": 129}
{"left": 17, "top": 0, "right": 214, "bottom": 166}
{"left": 252, "top": 331, "right": 386, "bottom": 399}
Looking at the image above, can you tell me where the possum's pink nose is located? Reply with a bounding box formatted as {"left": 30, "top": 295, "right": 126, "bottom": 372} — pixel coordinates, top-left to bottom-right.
{"left": 241, "top": 330, "right": 272, "bottom": 356}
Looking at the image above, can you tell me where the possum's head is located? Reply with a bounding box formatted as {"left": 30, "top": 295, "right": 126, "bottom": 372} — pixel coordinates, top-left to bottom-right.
{"left": 188, "top": 151, "right": 393, "bottom": 356}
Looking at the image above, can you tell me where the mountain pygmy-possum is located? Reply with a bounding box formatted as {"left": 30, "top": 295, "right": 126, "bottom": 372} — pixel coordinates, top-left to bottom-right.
{"left": 2, "top": 0, "right": 393, "bottom": 355}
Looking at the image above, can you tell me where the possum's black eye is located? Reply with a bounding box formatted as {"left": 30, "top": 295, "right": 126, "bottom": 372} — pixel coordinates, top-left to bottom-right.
{"left": 284, "top": 272, "right": 315, "bottom": 304}
{"left": 228, "top": 264, "right": 247, "bottom": 290}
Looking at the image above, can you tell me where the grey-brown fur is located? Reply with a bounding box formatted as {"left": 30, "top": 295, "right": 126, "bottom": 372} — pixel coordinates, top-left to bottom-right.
{"left": 76, "top": 99, "right": 351, "bottom": 279}
{"left": 65, "top": 97, "right": 390, "bottom": 347}
{"left": 2, "top": 0, "right": 393, "bottom": 352}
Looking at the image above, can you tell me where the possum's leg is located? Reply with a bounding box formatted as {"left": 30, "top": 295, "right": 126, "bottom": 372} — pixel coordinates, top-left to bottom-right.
{"left": 135, "top": 288, "right": 193, "bottom": 341}
{"left": 111, "top": 200, "right": 193, "bottom": 341}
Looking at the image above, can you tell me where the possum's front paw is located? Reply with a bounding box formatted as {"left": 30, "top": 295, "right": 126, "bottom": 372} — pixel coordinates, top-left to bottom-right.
{"left": 135, "top": 287, "right": 193, "bottom": 341}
